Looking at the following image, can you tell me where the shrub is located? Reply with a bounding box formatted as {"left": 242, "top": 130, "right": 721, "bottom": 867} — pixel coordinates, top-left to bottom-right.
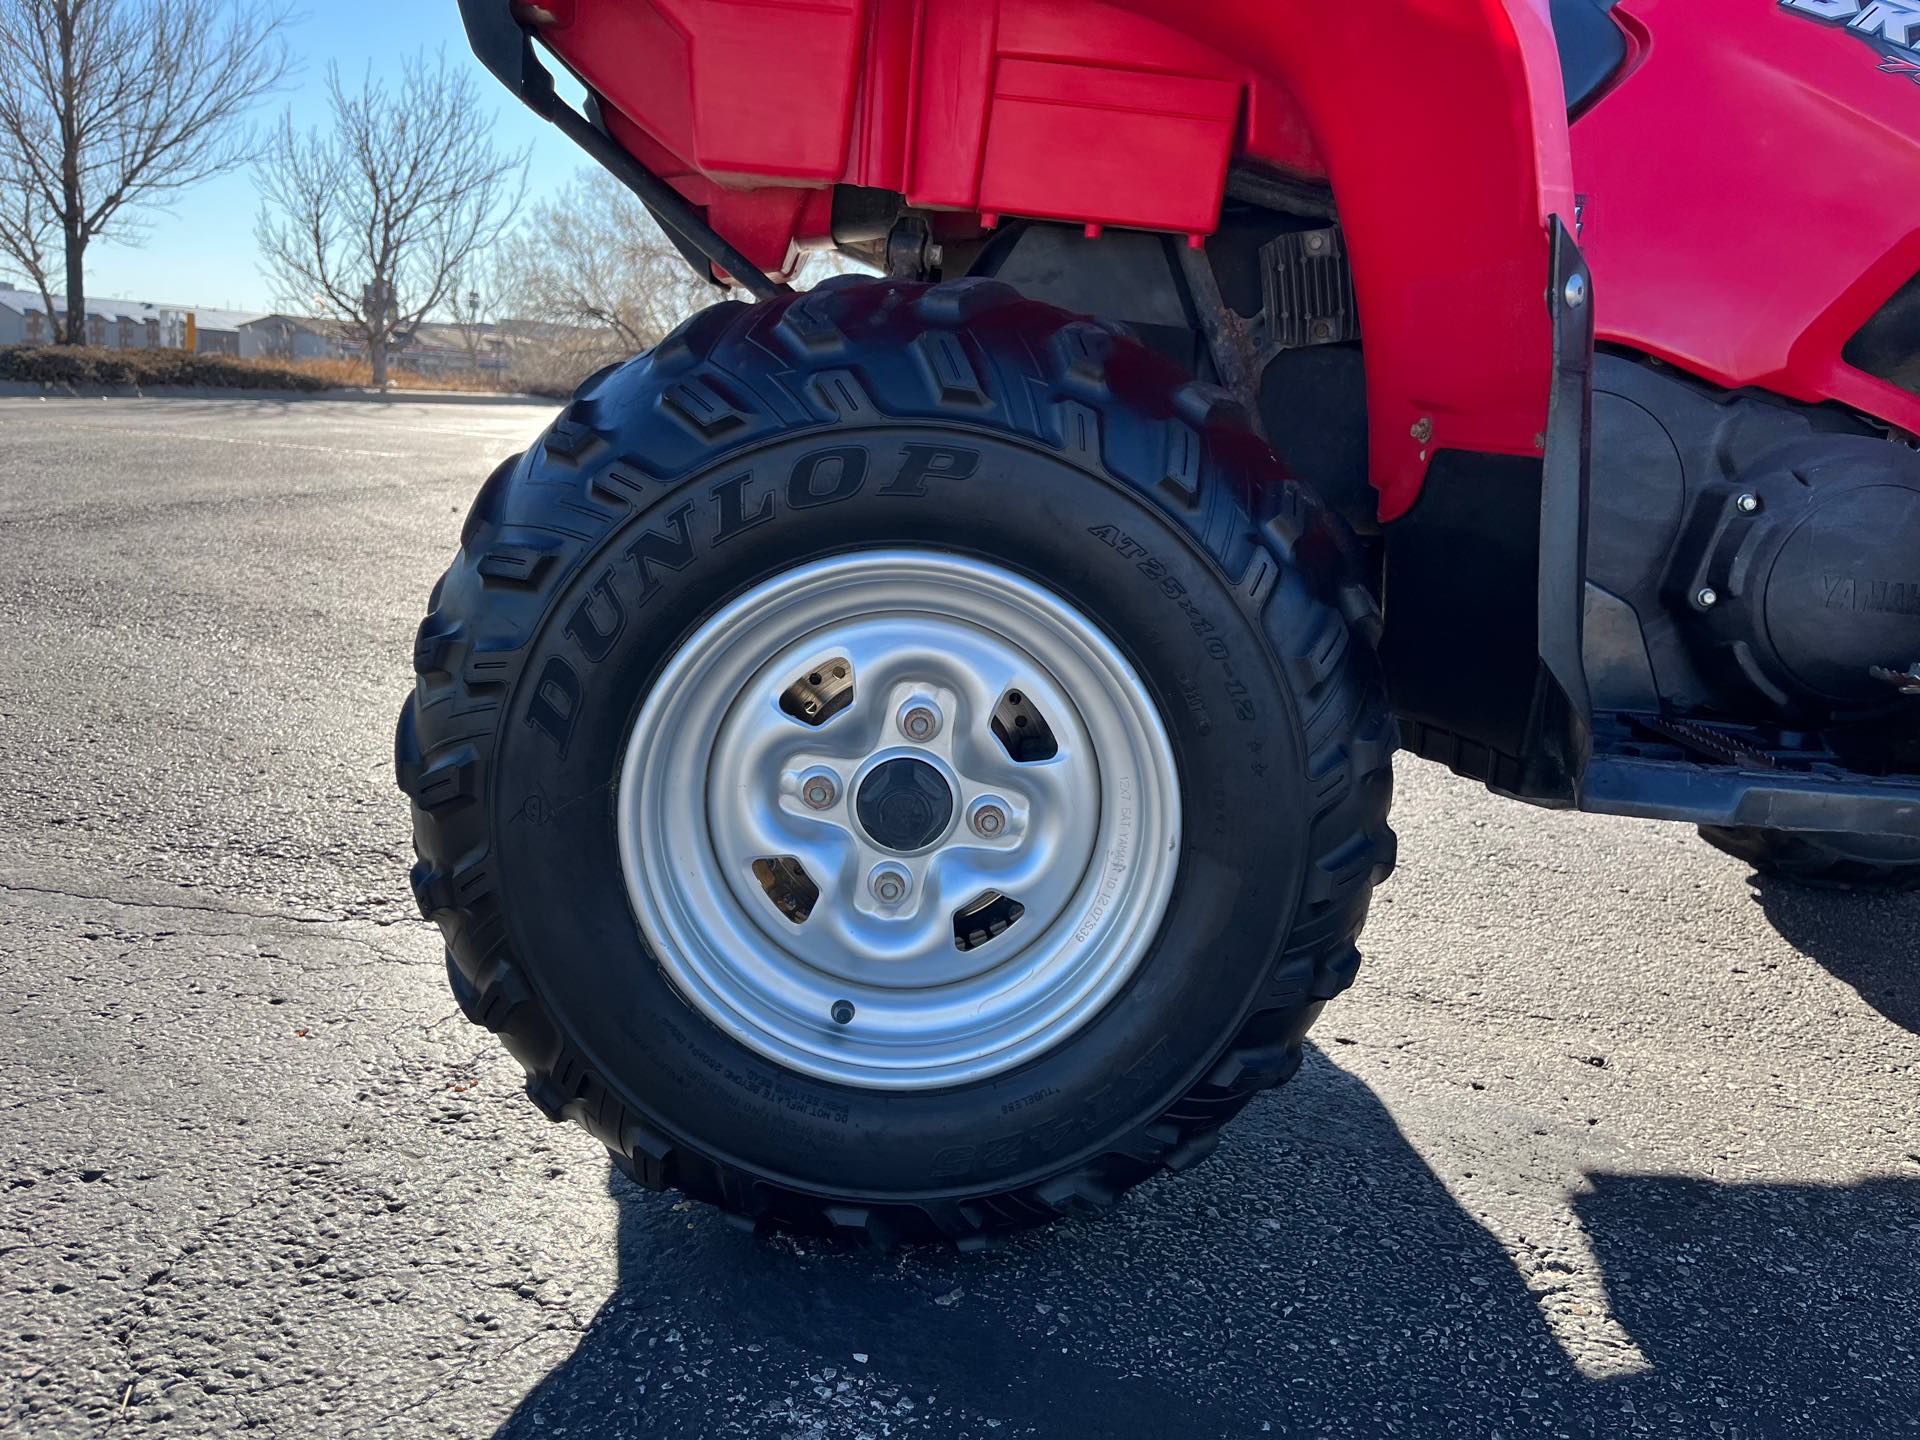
{"left": 0, "top": 345, "right": 331, "bottom": 392}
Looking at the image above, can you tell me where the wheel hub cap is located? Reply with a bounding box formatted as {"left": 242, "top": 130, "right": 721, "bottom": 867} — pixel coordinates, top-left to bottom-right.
{"left": 856, "top": 756, "right": 954, "bottom": 852}
{"left": 616, "top": 550, "right": 1182, "bottom": 1090}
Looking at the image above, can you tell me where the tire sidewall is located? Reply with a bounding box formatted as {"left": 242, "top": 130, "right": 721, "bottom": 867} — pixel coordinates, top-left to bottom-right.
{"left": 491, "top": 425, "right": 1314, "bottom": 1199}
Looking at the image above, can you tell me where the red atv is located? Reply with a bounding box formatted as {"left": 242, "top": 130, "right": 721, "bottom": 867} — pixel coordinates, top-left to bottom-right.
{"left": 399, "top": 0, "right": 1920, "bottom": 1244}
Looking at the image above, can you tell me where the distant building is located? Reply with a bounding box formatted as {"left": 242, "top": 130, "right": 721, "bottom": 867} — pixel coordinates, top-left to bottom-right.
{"left": 0, "top": 288, "right": 191, "bottom": 349}
{"left": 1, "top": 287, "right": 520, "bottom": 378}
{"left": 183, "top": 306, "right": 266, "bottom": 356}
{"left": 239, "top": 314, "right": 348, "bottom": 363}
{"left": 394, "top": 320, "right": 512, "bottom": 378}
{"left": 0, "top": 290, "right": 345, "bottom": 358}
{"left": 0, "top": 289, "right": 34, "bottom": 345}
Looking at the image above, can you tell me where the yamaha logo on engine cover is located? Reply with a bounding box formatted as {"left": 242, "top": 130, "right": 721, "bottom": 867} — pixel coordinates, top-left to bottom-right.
{"left": 1782, "top": 0, "right": 1920, "bottom": 83}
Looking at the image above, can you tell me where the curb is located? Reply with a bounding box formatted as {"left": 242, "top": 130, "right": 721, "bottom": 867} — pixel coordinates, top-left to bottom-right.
{"left": 0, "top": 380, "right": 560, "bottom": 408}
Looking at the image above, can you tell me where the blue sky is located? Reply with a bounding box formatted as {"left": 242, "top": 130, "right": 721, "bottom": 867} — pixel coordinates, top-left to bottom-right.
{"left": 77, "top": 6, "right": 587, "bottom": 314}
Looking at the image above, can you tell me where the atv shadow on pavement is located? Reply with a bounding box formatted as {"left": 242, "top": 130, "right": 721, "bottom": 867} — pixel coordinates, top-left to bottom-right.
{"left": 1574, "top": 1173, "right": 1920, "bottom": 1435}
{"left": 493, "top": 1049, "right": 1920, "bottom": 1437}
{"left": 1751, "top": 878, "right": 1920, "bottom": 1036}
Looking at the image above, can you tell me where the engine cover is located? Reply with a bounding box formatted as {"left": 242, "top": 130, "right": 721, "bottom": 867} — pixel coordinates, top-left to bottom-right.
{"left": 1673, "top": 437, "right": 1920, "bottom": 717}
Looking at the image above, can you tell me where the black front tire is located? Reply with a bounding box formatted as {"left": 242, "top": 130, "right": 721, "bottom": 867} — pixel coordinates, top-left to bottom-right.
{"left": 395, "top": 278, "right": 1396, "bottom": 1246}
{"left": 1700, "top": 825, "right": 1920, "bottom": 893}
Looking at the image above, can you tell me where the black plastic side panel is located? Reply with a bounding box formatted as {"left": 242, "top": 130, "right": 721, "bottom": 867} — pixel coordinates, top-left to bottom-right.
{"left": 1549, "top": 0, "right": 1629, "bottom": 113}
{"left": 971, "top": 225, "right": 1205, "bottom": 375}
{"left": 1260, "top": 346, "right": 1372, "bottom": 535}
{"left": 1843, "top": 272, "right": 1920, "bottom": 398}
{"left": 1582, "top": 353, "right": 1876, "bottom": 716}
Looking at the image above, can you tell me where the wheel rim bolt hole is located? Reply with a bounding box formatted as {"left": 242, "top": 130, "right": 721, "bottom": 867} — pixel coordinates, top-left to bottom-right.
{"left": 899, "top": 701, "right": 941, "bottom": 743}
{"left": 969, "top": 800, "right": 1010, "bottom": 839}
{"left": 869, "top": 864, "right": 912, "bottom": 907}
{"left": 831, "top": 999, "right": 855, "bottom": 1026}
{"left": 800, "top": 769, "right": 839, "bottom": 811}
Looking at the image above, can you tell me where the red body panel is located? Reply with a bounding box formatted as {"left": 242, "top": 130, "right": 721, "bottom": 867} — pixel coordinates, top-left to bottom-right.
{"left": 1107, "top": 0, "right": 1576, "bottom": 520}
{"left": 1574, "top": 0, "right": 1920, "bottom": 439}
{"left": 537, "top": 0, "right": 1576, "bottom": 519}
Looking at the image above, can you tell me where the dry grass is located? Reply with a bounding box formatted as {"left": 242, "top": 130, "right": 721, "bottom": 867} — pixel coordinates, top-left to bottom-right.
{"left": 275, "top": 354, "right": 509, "bottom": 393}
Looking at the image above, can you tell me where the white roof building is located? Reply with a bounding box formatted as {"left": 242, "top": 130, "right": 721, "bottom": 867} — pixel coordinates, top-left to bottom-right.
{"left": 0, "top": 288, "right": 197, "bottom": 350}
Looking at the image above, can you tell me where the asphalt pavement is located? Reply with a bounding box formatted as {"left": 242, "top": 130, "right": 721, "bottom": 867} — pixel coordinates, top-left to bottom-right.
{"left": 1, "top": 395, "right": 1916, "bottom": 1439}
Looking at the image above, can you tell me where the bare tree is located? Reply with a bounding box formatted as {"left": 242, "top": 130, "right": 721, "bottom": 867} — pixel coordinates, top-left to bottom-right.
{"left": 494, "top": 169, "right": 715, "bottom": 387}
{"left": 256, "top": 55, "right": 526, "bottom": 389}
{"left": 0, "top": 0, "right": 290, "bottom": 344}
{"left": 0, "top": 159, "right": 58, "bottom": 332}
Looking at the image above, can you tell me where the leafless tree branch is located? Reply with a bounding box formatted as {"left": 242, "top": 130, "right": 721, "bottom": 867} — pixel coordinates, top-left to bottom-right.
{"left": 493, "top": 169, "right": 716, "bottom": 388}
{"left": 254, "top": 52, "right": 527, "bottom": 388}
{"left": 0, "top": 151, "right": 59, "bottom": 325}
{"left": 490, "top": 169, "right": 866, "bottom": 393}
{"left": 0, "top": 0, "right": 291, "bottom": 342}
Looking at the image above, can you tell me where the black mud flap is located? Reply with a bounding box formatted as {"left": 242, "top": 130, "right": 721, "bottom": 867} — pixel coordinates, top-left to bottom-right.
{"left": 1383, "top": 217, "right": 1594, "bottom": 805}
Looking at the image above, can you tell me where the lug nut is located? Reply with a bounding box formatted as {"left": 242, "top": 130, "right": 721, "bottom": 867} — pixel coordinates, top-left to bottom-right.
{"left": 970, "top": 802, "right": 1008, "bottom": 839}
{"left": 899, "top": 702, "right": 941, "bottom": 742}
{"left": 1736, "top": 493, "right": 1761, "bottom": 514}
{"left": 1696, "top": 587, "right": 1720, "bottom": 610}
{"left": 831, "top": 999, "right": 855, "bottom": 1025}
{"left": 869, "top": 864, "right": 911, "bottom": 906}
{"left": 800, "top": 771, "right": 838, "bottom": 811}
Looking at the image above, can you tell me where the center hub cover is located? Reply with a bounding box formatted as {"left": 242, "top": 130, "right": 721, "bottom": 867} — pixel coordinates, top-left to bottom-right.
{"left": 855, "top": 757, "right": 954, "bottom": 852}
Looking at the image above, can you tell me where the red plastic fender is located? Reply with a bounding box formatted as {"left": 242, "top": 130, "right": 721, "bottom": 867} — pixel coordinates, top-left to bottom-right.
{"left": 539, "top": 0, "right": 1578, "bottom": 518}
{"left": 1106, "top": 0, "right": 1577, "bottom": 517}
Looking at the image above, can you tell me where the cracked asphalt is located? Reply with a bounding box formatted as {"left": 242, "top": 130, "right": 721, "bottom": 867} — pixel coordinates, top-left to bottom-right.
{"left": 1, "top": 395, "right": 1917, "bottom": 1439}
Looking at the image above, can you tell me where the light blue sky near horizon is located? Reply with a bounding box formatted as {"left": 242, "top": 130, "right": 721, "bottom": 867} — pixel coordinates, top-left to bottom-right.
{"left": 66, "top": 5, "right": 587, "bottom": 315}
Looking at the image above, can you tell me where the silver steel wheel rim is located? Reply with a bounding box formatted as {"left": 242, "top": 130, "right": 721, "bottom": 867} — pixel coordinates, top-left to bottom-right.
{"left": 616, "top": 549, "right": 1181, "bottom": 1090}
